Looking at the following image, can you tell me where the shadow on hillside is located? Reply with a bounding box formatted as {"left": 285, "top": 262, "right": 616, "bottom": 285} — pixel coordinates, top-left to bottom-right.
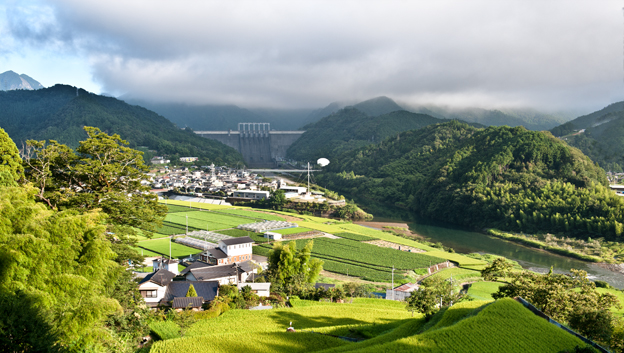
{"left": 267, "top": 311, "right": 395, "bottom": 330}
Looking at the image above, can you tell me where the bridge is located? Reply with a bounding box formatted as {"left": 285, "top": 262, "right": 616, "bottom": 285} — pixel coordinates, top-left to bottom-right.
{"left": 195, "top": 123, "right": 305, "bottom": 168}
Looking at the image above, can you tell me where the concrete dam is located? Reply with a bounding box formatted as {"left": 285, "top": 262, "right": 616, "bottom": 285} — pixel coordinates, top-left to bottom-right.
{"left": 196, "top": 123, "right": 304, "bottom": 168}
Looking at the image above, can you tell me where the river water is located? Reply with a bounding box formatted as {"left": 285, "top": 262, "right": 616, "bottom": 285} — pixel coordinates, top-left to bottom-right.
{"left": 373, "top": 216, "right": 624, "bottom": 289}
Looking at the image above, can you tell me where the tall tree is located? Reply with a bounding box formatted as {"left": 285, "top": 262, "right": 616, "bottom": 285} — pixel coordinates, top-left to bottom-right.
{"left": 481, "top": 257, "right": 513, "bottom": 281}
{"left": 0, "top": 126, "right": 23, "bottom": 186}
{"left": 0, "top": 185, "right": 121, "bottom": 351}
{"left": 21, "top": 126, "right": 167, "bottom": 263}
{"left": 266, "top": 240, "right": 323, "bottom": 294}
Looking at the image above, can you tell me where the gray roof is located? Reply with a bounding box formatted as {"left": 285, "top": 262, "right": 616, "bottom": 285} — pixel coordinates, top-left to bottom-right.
{"left": 188, "top": 264, "right": 240, "bottom": 281}
{"left": 238, "top": 260, "right": 257, "bottom": 273}
{"left": 172, "top": 297, "right": 204, "bottom": 309}
{"left": 315, "top": 283, "right": 335, "bottom": 290}
{"left": 139, "top": 269, "right": 176, "bottom": 286}
{"left": 180, "top": 261, "right": 211, "bottom": 276}
{"left": 220, "top": 236, "right": 254, "bottom": 246}
{"left": 163, "top": 281, "right": 219, "bottom": 302}
{"left": 205, "top": 248, "right": 228, "bottom": 259}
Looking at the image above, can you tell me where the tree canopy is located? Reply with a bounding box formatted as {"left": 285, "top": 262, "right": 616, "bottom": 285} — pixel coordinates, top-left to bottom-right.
{"left": 22, "top": 126, "right": 168, "bottom": 263}
{"left": 265, "top": 240, "right": 323, "bottom": 295}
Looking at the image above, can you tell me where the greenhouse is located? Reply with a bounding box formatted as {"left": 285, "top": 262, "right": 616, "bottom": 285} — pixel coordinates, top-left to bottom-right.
{"left": 174, "top": 236, "right": 218, "bottom": 250}
{"left": 237, "top": 221, "right": 298, "bottom": 232}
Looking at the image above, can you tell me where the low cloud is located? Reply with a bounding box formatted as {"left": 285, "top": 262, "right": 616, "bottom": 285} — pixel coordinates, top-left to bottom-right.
{"left": 5, "top": 0, "right": 624, "bottom": 111}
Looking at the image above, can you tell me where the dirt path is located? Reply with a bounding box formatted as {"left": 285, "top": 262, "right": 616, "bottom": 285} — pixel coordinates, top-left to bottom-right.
{"left": 319, "top": 270, "right": 389, "bottom": 285}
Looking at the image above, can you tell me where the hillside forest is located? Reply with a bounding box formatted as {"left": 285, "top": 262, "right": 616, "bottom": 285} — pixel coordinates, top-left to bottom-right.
{"left": 318, "top": 121, "right": 624, "bottom": 241}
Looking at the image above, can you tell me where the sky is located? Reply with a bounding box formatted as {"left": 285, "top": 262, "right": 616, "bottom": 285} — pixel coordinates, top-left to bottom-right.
{"left": 2, "top": 0, "right": 624, "bottom": 113}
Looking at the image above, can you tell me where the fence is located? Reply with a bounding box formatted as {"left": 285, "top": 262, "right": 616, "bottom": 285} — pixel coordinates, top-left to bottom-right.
{"left": 514, "top": 297, "right": 609, "bottom": 353}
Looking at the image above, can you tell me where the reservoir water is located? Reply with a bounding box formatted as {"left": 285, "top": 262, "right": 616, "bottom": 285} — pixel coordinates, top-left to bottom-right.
{"left": 374, "top": 216, "right": 624, "bottom": 289}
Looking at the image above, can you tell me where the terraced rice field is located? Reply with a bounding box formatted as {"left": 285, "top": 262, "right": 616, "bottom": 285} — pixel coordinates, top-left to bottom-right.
{"left": 149, "top": 298, "right": 586, "bottom": 353}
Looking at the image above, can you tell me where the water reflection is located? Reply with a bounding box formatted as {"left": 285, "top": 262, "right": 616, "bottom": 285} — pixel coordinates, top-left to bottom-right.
{"left": 373, "top": 216, "right": 624, "bottom": 289}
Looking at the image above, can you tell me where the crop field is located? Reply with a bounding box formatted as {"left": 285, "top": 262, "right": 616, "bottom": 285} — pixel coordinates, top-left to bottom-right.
{"left": 149, "top": 298, "right": 586, "bottom": 353}
{"left": 215, "top": 209, "right": 286, "bottom": 221}
{"left": 164, "top": 211, "right": 251, "bottom": 232}
{"left": 256, "top": 238, "right": 446, "bottom": 282}
{"left": 273, "top": 227, "right": 313, "bottom": 235}
{"left": 334, "top": 232, "right": 377, "bottom": 241}
{"left": 137, "top": 238, "right": 202, "bottom": 259}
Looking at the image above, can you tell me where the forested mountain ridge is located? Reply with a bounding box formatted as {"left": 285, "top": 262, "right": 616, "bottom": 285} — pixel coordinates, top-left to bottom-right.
{"left": 0, "top": 84, "right": 243, "bottom": 164}
{"left": 550, "top": 101, "right": 624, "bottom": 171}
{"left": 406, "top": 105, "right": 567, "bottom": 131}
{"left": 318, "top": 121, "right": 624, "bottom": 240}
{"left": 286, "top": 108, "right": 455, "bottom": 161}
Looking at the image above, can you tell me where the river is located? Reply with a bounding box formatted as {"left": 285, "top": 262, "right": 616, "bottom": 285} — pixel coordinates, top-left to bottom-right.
{"left": 373, "top": 216, "right": 624, "bottom": 289}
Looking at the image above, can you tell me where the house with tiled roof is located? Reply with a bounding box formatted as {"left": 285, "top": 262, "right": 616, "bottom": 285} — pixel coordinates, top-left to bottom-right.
{"left": 138, "top": 269, "right": 177, "bottom": 307}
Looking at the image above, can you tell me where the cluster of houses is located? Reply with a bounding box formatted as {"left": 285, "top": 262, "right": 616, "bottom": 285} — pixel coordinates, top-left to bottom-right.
{"left": 146, "top": 165, "right": 278, "bottom": 199}
{"left": 138, "top": 236, "right": 270, "bottom": 310}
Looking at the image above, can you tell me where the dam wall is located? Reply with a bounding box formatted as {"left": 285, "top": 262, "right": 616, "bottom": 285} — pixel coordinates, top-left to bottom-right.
{"left": 196, "top": 124, "right": 305, "bottom": 168}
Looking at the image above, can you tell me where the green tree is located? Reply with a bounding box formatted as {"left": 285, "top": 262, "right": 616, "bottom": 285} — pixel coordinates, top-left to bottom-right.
{"left": 266, "top": 240, "right": 323, "bottom": 295}
{"left": 481, "top": 257, "right": 513, "bottom": 281}
{"left": 0, "top": 126, "right": 23, "bottom": 186}
{"left": 406, "top": 288, "right": 438, "bottom": 319}
{"left": 568, "top": 308, "right": 614, "bottom": 346}
{"left": 186, "top": 284, "right": 198, "bottom": 297}
{"left": 493, "top": 269, "right": 620, "bottom": 323}
{"left": 22, "top": 127, "right": 167, "bottom": 263}
{"left": 267, "top": 189, "right": 287, "bottom": 210}
{"left": 0, "top": 185, "right": 121, "bottom": 350}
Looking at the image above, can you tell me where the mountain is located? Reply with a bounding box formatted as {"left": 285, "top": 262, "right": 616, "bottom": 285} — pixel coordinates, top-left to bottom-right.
{"left": 351, "top": 96, "right": 404, "bottom": 116}
{"left": 0, "top": 84, "right": 243, "bottom": 165}
{"left": 317, "top": 121, "right": 624, "bottom": 240}
{"left": 0, "top": 70, "right": 44, "bottom": 91}
{"left": 550, "top": 101, "right": 624, "bottom": 171}
{"left": 123, "top": 99, "right": 314, "bottom": 131}
{"left": 405, "top": 104, "right": 567, "bottom": 131}
{"left": 286, "top": 108, "right": 450, "bottom": 161}
{"left": 287, "top": 106, "right": 485, "bottom": 162}
{"left": 300, "top": 96, "right": 405, "bottom": 127}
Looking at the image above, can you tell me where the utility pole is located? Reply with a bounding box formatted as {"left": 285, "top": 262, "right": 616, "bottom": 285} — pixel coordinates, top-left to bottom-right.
{"left": 169, "top": 236, "right": 172, "bottom": 260}
{"left": 391, "top": 265, "right": 395, "bottom": 300}
{"left": 186, "top": 214, "right": 188, "bottom": 234}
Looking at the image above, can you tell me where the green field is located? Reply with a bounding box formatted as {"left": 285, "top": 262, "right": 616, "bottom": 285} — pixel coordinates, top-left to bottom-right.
{"left": 466, "top": 281, "right": 505, "bottom": 301}
{"left": 427, "top": 267, "right": 482, "bottom": 282}
{"left": 334, "top": 232, "right": 377, "bottom": 241}
{"left": 216, "top": 208, "right": 286, "bottom": 221}
{"left": 149, "top": 203, "right": 486, "bottom": 282}
{"left": 149, "top": 298, "right": 586, "bottom": 353}
{"left": 137, "top": 237, "right": 202, "bottom": 259}
{"left": 273, "top": 227, "right": 313, "bottom": 235}
{"left": 256, "top": 238, "right": 446, "bottom": 282}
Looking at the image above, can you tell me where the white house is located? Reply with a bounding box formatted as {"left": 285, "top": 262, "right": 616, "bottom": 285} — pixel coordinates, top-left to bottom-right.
{"left": 264, "top": 231, "right": 282, "bottom": 240}
{"left": 138, "top": 269, "right": 177, "bottom": 307}
{"left": 200, "top": 236, "right": 254, "bottom": 265}
{"left": 238, "top": 283, "right": 271, "bottom": 297}
{"left": 152, "top": 257, "right": 180, "bottom": 275}
{"left": 386, "top": 283, "right": 419, "bottom": 301}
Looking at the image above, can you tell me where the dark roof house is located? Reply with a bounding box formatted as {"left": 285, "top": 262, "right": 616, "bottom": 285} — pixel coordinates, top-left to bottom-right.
{"left": 180, "top": 261, "right": 211, "bottom": 276}
{"left": 139, "top": 269, "right": 176, "bottom": 287}
{"left": 187, "top": 264, "right": 241, "bottom": 282}
{"left": 220, "top": 236, "right": 254, "bottom": 246}
{"left": 162, "top": 281, "right": 219, "bottom": 303}
{"left": 172, "top": 297, "right": 204, "bottom": 309}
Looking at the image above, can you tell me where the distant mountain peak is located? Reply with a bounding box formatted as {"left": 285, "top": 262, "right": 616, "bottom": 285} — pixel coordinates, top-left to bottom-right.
{"left": 350, "top": 96, "right": 404, "bottom": 116}
{"left": 0, "top": 70, "right": 44, "bottom": 91}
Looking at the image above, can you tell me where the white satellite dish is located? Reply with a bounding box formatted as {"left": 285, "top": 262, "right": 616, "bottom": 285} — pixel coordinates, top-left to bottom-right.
{"left": 317, "top": 158, "right": 330, "bottom": 167}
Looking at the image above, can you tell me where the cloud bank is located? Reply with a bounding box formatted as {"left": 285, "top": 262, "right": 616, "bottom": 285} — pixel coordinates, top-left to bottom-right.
{"left": 4, "top": 0, "right": 624, "bottom": 111}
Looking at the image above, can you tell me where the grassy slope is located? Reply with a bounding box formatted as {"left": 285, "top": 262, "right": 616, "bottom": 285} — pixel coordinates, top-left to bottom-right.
{"left": 466, "top": 282, "right": 505, "bottom": 301}
{"left": 150, "top": 298, "right": 585, "bottom": 353}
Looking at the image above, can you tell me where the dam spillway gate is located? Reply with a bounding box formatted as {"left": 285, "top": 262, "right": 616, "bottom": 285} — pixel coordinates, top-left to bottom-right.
{"left": 195, "top": 123, "right": 305, "bottom": 168}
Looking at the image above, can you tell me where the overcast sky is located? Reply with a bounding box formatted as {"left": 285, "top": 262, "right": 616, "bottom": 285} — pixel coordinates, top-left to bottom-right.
{"left": 2, "top": 0, "right": 623, "bottom": 112}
